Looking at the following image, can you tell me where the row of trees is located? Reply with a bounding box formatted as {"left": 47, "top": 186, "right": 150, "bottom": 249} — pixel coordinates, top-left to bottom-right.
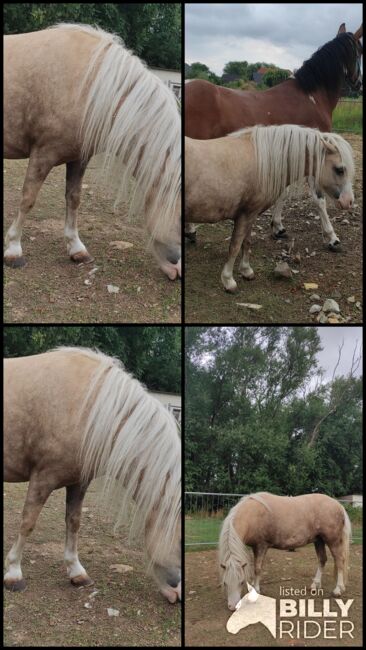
{"left": 4, "top": 326, "right": 181, "bottom": 393}
{"left": 185, "top": 60, "right": 290, "bottom": 88}
{"left": 186, "top": 327, "right": 362, "bottom": 497}
{"left": 4, "top": 3, "right": 181, "bottom": 69}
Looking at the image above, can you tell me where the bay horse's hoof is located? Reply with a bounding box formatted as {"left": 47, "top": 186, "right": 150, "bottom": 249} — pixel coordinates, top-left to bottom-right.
{"left": 4, "top": 577, "right": 27, "bottom": 592}
{"left": 71, "top": 574, "right": 94, "bottom": 588}
{"left": 273, "top": 228, "right": 288, "bottom": 239}
{"left": 328, "top": 241, "right": 341, "bottom": 252}
{"left": 4, "top": 255, "right": 27, "bottom": 268}
{"left": 185, "top": 231, "right": 197, "bottom": 243}
{"left": 70, "top": 251, "right": 94, "bottom": 265}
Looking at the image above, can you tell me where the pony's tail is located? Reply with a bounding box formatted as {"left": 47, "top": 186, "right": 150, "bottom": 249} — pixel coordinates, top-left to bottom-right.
{"left": 341, "top": 507, "right": 352, "bottom": 585}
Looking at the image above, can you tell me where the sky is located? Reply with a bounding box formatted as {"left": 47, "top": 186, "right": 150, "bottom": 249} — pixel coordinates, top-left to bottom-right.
{"left": 316, "top": 326, "right": 362, "bottom": 382}
{"left": 185, "top": 3, "right": 363, "bottom": 75}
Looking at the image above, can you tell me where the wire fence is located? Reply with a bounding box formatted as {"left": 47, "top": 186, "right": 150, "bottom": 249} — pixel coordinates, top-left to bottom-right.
{"left": 185, "top": 491, "right": 363, "bottom": 549}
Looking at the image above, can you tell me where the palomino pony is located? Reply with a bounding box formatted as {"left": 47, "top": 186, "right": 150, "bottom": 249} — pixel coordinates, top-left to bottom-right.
{"left": 185, "top": 124, "right": 354, "bottom": 292}
{"left": 185, "top": 23, "right": 362, "bottom": 249}
{"left": 219, "top": 493, "right": 351, "bottom": 610}
{"left": 4, "top": 348, "right": 181, "bottom": 604}
{"left": 4, "top": 24, "right": 181, "bottom": 280}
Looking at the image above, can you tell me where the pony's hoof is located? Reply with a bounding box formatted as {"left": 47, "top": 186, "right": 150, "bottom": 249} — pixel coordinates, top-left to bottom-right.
{"left": 70, "top": 251, "right": 94, "bottom": 265}
{"left": 224, "top": 283, "right": 237, "bottom": 293}
{"left": 328, "top": 240, "right": 341, "bottom": 252}
{"left": 4, "top": 577, "right": 27, "bottom": 592}
{"left": 240, "top": 271, "right": 255, "bottom": 281}
{"left": 273, "top": 228, "right": 288, "bottom": 240}
{"left": 4, "top": 255, "right": 27, "bottom": 268}
{"left": 70, "top": 574, "right": 94, "bottom": 588}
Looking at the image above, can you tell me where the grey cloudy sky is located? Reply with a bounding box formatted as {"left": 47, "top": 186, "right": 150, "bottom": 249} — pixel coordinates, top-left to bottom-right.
{"left": 316, "top": 326, "right": 362, "bottom": 383}
{"left": 185, "top": 3, "right": 362, "bottom": 75}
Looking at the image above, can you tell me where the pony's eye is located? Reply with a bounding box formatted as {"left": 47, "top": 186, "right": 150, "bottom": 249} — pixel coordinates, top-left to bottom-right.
{"left": 334, "top": 167, "right": 345, "bottom": 176}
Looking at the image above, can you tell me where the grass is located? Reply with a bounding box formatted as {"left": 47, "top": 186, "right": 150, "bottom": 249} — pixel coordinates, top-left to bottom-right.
{"left": 332, "top": 99, "right": 362, "bottom": 135}
{"left": 185, "top": 515, "right": 363, "bottom": 550}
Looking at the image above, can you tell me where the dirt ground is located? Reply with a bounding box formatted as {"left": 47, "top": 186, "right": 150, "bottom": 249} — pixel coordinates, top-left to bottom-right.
{"left": 185, "top": 547, "right": 362, "bottom": 647}
{"left": 185, "top": 133, "right": 362, "bottom": 324}
{"left": 4, "top": 483, "right": 181, "bottom": 647}
{"left": 4, "top": 160, "right": 180, "bottom": 323}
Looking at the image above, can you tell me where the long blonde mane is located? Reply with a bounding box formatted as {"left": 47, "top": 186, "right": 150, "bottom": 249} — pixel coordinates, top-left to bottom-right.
{"left": 53, "top": 24, "right": 180, "bottom": 242}
{"left": 218, "top": 497, "right": 253, "bottom": 588}
{"left": 230, "top": 124, "right": 354, "bottom": 202}
{"left": 55, "top": 346, "right": 181, "bottom": 567}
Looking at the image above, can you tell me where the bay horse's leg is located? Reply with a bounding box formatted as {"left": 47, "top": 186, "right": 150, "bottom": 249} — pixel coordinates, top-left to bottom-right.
{"left": 64, "top": 483, "right": 94, "bottom": 587}
{"left": 4, "top": 474, "right": 53, "bottom": 591}
{"left": 327, "top": 541, "right": 346, "bottom": 596}
{"left": 308, "top": 178, "right": 340, "bottom": 251}
{"left": 252, "top": 545, "right": 268, "bottom": 593}
{"left": 65, "top": 160, "right": 94, "bottom": 264}
{"left": 4, "top": 151, "right": 54, "bottom": 267}
{"left": 270, "top": 191, "right": 288, "bottom": 239}
{"left": 311, "top": 538, "right": 327, "bottom": 591}
{"left": 221, "top": 213, "right": 251, "bottom": 292}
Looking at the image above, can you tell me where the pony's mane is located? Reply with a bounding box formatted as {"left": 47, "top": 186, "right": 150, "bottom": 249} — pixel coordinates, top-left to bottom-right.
{"left": 295, "top": 32, "right": 359, "bottom": 93}
{"left": 248, "top": 124, "right": 354, "bottom": 203}
{"left": 52, "top": 346, "right": 181, "bottom": 567}
{"left": 218, "top": 496, "right": 255, "bottom": 588}
{"left": 50, "top": 23, "right": 180, "bottom": 243}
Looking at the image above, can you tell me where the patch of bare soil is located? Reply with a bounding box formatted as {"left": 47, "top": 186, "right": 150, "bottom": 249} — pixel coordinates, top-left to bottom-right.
{"left": 185, "top": 547, "right": 362, "bottom": 647}
{"left": 4, "top": 160, "right": 180, "bottom": 323}
{"left": 4, "top": 483, "right": 181, "bottom": 647}
{"left": 185, "top": 133, "right": 362, "bottom": 324}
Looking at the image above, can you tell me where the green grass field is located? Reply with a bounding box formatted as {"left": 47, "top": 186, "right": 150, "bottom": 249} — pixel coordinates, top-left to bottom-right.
{"left": 332, "top": 99, "right": 362, "bottom": 134}
{"left": 185, "top": 516, "right": 363, "bottom": 551}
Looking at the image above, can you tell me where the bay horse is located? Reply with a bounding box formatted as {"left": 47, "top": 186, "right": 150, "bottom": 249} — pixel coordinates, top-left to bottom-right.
{"left": 219, "top": 493, "right": 352, "bottom": 610}
{"left": 4, "top": 348, "right": 181, "bottom": 604}
{"left": 4, "top": 24, "right": 181, "bottom": 280}
{"left": 185, "top": 23, "right": 362, "bottom": 250}
{"left": 185, "top": 124, "right": 354, "bottom": 292}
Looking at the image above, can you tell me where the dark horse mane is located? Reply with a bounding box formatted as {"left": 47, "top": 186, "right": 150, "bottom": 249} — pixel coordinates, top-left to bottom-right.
{"left": 295, "top": 32, "right": 359, "bottom": 93}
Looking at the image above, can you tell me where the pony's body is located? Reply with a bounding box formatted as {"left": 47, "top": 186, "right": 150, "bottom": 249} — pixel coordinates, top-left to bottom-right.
{"left": 185, "top": 124, "right": 354, "bottom": 292}
{"left": 185, "top": 23, "right": 362, "bottom": 247}
{"left": 4, "top": 348, "right": 181, "bottom": 604}
{"left": 219, "top": 492, "right": 351, "bottom": 610}
{"left": 4, "top": 25, "right": 181, "bottom": 280}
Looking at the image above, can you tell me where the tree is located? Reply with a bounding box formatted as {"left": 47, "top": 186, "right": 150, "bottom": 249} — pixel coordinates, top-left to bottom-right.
{"left": 4, "top": 3, "right": 181, "bottom": 69}
{"left": 185, "top": 327, "right": 362, "bottom": 496}
{"left": 4, "top": 326, "right": 181, "bottom": 393}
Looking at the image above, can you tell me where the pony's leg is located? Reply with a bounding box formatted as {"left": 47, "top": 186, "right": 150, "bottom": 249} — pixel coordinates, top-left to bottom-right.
{"left": 221, "top": 214, "right": 249, "bottom": 292}
{"left": 252, "top": 545, "right": 268, "bottom": 593}
{"left": 238, "top": 215, "right": 257, "bottom": 281}
{"left": 185, "top": 223, "right": 197, "bottom": 243}
{"left": 4, "top": 151, "right": 53, "bottom": 267}
{"left": 271, "top": 191, "right": 288, "bottom": 239}
{"left": 65, "top": 160, "right": 94, "bottom": 264}
{"left": 64, "top": 483, "right": 94, "bottom": 587}
{"left": 4, "top": 474, "right": 53, "bottom": 591}
{"left": 308, "top": 178, "right": 340, "bottom": 251}
{"left": 328, "top": 542, "right": 346, "bottom": 596}
{"left": 311, "top": 538, "right": 327, "bottom": 591}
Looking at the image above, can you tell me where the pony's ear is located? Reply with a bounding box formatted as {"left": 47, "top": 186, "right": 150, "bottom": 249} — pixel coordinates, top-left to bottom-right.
{"left": 220, "top": 563, "right": 226, "bottom": 570}
{"left": 320, "top": 138, "right": 337, "bottom": 154}
{"left": 337, "top": 23, "right": 346, "bottom": 35}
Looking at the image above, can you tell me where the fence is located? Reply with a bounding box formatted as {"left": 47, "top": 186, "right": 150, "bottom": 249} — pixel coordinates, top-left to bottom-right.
{"left": 185, "top": 491, "right": 362, "bottom": 549}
